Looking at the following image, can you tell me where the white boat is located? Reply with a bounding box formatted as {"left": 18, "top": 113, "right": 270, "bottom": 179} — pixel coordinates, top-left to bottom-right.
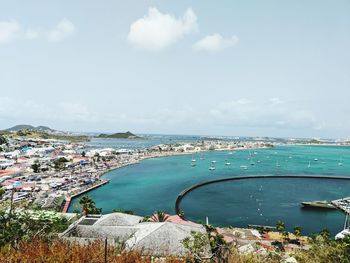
{"left": 314, "top": 158, "right": 318, "bottom": 161}
{"left": 240, "top": 165, "right": 248, "bottom": 170}
{"left": 211, "top": 160, "right": 217, "bottom": 163}
{"left": 225, "top": 162, "right": 231, "bottom": 166}
{"left": 209, "top": 166, "right": 216, "bottom": 171}
{"left": 335, "top": 213, "right": 350, "bottom": 240}
{"left": 191, "top": 162, "right": 196, "bottom": 167}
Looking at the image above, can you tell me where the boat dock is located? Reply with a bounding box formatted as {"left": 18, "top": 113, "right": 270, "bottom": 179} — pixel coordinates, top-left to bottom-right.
{"left": 62, "top": 179, "right": 110, "bottom": 213}
{"left": 331, "top": 197, "right": 350, "bottom": 214}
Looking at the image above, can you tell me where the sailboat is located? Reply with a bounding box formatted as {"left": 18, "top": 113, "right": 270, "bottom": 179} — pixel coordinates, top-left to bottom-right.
{"left": 335, "top": 212, "right": 350, "bottom": 240}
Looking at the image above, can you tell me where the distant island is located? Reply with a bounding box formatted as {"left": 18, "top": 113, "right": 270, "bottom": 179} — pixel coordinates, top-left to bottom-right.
{"left": 96, "top": 131, "right": 141, "bottom": 139}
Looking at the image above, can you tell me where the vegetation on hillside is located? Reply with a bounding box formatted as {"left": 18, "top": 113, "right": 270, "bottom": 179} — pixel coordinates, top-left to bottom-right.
{"left": 97, "top": 131, "right": 141, "bottom": 139}
{"left": 0, "top": 129, "right": 89, "bottom": 142}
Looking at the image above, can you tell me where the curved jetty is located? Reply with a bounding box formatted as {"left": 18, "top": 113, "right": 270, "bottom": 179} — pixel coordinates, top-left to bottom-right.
{"left": 175, "top": 175, "right": 350, "bottom": 216}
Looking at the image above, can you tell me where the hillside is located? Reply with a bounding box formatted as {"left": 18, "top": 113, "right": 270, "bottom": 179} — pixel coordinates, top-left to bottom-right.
{"left": 97, "top": 131, "right": 141, "bottom": 139}
{"left": 5, "top": 124, "right": 58, "bottom": 133}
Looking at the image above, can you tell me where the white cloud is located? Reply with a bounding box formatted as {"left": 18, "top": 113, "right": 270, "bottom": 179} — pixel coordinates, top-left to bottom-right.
{"left": 193, "top": 34, "right": 238, "bottom": 52}
{"left": 128, "top": 7, "right": 197, "bottom": 51}
{"left": 210, "top": 98, "right": 320, "bottom": 130}
{"left": 47, "top": 18, "right": 76, "bottom": 42}
{"left": 0, "top": 20, "right": 21, "bottom": 43}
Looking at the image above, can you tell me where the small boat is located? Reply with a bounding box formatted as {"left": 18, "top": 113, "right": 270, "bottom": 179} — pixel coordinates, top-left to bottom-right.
{"left": 276, "top": 161, "right": 281, "bottom": 167}
{"left": 225, "top": 161, "right": 231, "bottom": 166}
{"left": 209, "top": 166, "right": 216, "bottom": 171}
{"left": 191, "top": 162, "right": 196, "bottom": 167}
{"left": 314, "top": 158, "right": 318, "bottom": 161}
{"left": 257, "top": 160, "right": 261, "bottom": 163}
{"left": 240, "top": 165, "right": 248, "bottom": 170}
{"left": 211, "top": 160, "right": 217, "bottom": 163}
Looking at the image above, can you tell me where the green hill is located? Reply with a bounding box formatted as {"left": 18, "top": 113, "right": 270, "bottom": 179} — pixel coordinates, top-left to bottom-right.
{"left": 97, "top": 131, "right": 141, "bottom": 139}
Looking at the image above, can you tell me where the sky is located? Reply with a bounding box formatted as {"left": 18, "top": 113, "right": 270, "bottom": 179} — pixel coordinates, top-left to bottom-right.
{"left": 0, "top": 0, "right": 349, "bottom": 138}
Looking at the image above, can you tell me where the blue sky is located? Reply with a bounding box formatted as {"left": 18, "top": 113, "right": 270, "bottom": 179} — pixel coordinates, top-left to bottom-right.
{"left": 0, "top": 0, "right": 349, "bottom": 138}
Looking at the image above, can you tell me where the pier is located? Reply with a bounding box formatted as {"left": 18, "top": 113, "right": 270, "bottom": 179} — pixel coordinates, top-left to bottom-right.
{"left": 331, "top": 197, "right": 350, "bottom": 214}
{"left": 175, "top": 175, "right": 350, "bottom": 217}
{"left": 62, "top": 179, "right": 110, "bottom": 213}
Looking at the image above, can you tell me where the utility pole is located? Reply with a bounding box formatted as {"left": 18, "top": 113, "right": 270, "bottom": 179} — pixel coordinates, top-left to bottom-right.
{"left": 104, "top": 237, "right": 107, "bottom": 263}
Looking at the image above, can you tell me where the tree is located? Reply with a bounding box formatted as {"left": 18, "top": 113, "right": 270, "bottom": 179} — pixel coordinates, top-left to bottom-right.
{"left": 276, "top": 220, "right": 285, "bottom": 233}
{"left": 0, "top": 188, "right": 5, "bottom": 199}
{"left": 79, "top": 195, "right": 101, "bottom": 215}
{"left": 150, "top": 211, "right": 169, "bottom": 222}
{"left": 0, "top": 135, "right": 7, "bottom": 145}
{"left": 319, "top": 228, "right": 330, "bottom": 243}
{"left": 31, "top": 160, "right": 41, "bottom": 173}
{"left": 182, "top": 231, "right": 210, "bottom": 261}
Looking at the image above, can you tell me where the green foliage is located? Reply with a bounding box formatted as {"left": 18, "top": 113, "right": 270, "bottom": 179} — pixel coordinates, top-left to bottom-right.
{"left": 53, "top": 157, "right": 69, "bottom": 171}
{"left": 319, "top": 228, "right": 331, "bottom": 243}
{"left": 79, "top": 195, "right": 101, "bottom": 215}
{"left": 0, "top": 135, "right": 7, "bottom": 145}
{"left": 0, "top": 210, "right": 68, "bottom": 247}
{"left": 150, "top": 211, "right": 169, "bottom": 222}
{"left": 31, "top": 160, "right": 41, "bottom": 173}
{"left": 294, "top": 234, "right": 350, "bottom": 263}
{"left": 182, "top": 231, "right": 210, "bottom": 261}
{"left": 276, "top": 220, "right": 285, "bottom": 232}
{"left": 0, "top": 188, "right": 5, "bottom": 199}
{"left": 293, "top": 226, "right": 302, "bottom": 239}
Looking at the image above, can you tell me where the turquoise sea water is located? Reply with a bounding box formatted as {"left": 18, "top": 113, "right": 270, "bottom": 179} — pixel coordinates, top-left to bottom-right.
{"left": 69, "top": 145, "right": 350, "bottom": 235}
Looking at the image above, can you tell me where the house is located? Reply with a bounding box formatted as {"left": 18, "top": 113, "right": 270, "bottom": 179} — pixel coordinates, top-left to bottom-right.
{"left": 61, "top": 212, "right": 211, "bottom": 257}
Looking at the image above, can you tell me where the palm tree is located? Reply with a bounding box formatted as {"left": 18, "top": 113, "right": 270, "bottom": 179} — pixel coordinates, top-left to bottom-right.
{"left": 150, "top": 211, "right": 169, "bottom": 222}
{"left": 79, "top": 195, "right": 97, "bottom": 215}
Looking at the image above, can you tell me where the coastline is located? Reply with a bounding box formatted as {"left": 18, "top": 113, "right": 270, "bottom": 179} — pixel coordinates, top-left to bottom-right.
{"left": 65, "top": 145, "right": 272, "bottom": 212}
